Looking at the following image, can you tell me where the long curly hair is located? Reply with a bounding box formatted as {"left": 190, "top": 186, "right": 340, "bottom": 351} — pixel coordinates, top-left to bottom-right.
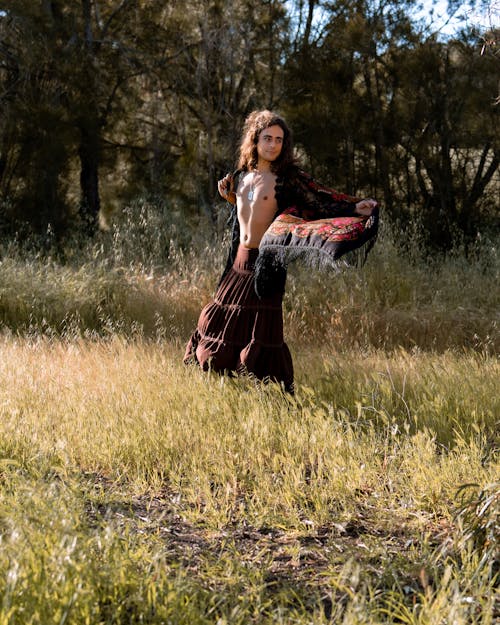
{"left": 237, "top": 110, "right": 295, "bottom": 175}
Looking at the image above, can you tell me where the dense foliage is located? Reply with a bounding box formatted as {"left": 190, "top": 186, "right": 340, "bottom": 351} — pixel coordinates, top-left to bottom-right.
{"left": 0, "top": 7, "right": 498, "bottom": 622}
{"left": 0, "top": 1, "right": 498, "bottom": 248}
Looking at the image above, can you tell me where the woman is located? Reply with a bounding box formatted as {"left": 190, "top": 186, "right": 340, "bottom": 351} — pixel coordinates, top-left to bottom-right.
{"left": 184, "top": 110, "right": 378, "bottom": 393}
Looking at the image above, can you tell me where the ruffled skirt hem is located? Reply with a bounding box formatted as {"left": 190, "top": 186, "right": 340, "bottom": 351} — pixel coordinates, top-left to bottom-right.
{"left": 184, "top": 245, "right": 294, "bottom": 392}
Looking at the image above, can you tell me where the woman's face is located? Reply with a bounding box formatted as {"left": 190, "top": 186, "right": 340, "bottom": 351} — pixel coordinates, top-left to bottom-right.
{"left": 256, "top": 124, "right": 284, "bottom": 165}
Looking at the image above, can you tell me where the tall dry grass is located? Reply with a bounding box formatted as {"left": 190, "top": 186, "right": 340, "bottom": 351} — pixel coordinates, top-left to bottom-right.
{"left": 0, "top": 202, "right": 498, "bottom": 623}
{"left": 0, "top": 337, "right": 497, "bottom": 623}
{"left": 0, "top": 201, "right": 498, "bottom": 351}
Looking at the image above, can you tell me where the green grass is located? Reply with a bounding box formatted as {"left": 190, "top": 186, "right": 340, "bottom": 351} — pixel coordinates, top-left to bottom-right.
{"left": 0, "top": 213, "right": 498, "bottom": 622}
{"left": 0, "top": 211, "right": 498, "bottom": 351}
{"left": 0, "top": 338, "right": 497, "bottom": 624}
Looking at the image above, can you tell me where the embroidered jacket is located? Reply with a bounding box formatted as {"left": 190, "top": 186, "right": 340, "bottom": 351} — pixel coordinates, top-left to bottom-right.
{"left": 220, "top": 166, "right": 379, "bottom": 298}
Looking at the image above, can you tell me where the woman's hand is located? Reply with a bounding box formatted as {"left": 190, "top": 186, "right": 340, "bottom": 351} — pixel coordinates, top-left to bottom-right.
{"left": 217, "top": 173, "right": 236, "bottom": 203}
{"left": 355, "top": 199, "right": 377, "bottom": 216}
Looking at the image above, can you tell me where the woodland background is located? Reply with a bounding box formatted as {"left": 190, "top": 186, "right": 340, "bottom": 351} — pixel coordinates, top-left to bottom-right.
{"left": 0, "top": 0, "right": 498, "bottom": 252}
{"left": 0, "top": 4, "right": 498, "bottom": 623}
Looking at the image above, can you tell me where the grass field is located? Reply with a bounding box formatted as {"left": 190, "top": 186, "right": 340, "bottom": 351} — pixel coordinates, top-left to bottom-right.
{"left": 0, "top": 215, "right": 498, "bottom": 623}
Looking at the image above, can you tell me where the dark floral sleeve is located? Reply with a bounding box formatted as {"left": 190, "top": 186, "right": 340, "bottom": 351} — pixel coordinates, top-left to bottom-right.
{"left": 277, "top": 168, "right": 360, "bottom": 220}
{"left": 217, "top": 170, "right": 243, "bottom": 288}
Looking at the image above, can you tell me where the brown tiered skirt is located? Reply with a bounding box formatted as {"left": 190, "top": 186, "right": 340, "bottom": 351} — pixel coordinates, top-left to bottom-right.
{"left": 184, "top": 245, "right": 294, "bottom": 392}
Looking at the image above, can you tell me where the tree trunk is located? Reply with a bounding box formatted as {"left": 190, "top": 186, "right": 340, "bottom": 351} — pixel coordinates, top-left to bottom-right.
{"left": 78, "top": 0, "right": 100, "bottom": 236}
{"left": 78, "top": 118, "right": 100, "bottom": 235}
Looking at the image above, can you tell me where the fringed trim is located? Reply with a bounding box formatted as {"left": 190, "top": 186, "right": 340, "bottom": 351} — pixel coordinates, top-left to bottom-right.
{"left": 259, "top": 243, "right": 352, "bottom": 272}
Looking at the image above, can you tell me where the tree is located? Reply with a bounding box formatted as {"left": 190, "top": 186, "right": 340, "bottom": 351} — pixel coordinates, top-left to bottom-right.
{"left": 283, "top": 0, "right": 499, "bottom": 247}
{"left": 0, "top": 3, "right": 76, "bottom": 235}
{"left": 0, "top": 1, "right": 180, "bottom": 236}
{"left": 396, "top": 35, "right": 499, "bottom": 246}
{"left": 283, "top": 0, "right": 421, "bottom": 200}
{"left": 154, "top": 0, "right": 290, "bottom": 223}
{"left": 0, "top": 0, "right": 497, "bottom": 247}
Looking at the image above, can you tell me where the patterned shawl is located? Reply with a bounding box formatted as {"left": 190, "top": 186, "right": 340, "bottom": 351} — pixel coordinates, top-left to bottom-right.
{"left": 260, "top": 168, "right": 379, "bottom": 270}
{"left": 221, "top": 167, "right": 380, "bottom": 297}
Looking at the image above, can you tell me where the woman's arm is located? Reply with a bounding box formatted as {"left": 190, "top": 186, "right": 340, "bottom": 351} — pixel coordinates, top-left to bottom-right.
{"left": 354, "top": 198, "right": 378, "bottom": 215}
{"left": 218, "top": 173, "right": 236, "bottom": 204}
{"left": 282, "top": 170, "right": 376, "bottom": 219}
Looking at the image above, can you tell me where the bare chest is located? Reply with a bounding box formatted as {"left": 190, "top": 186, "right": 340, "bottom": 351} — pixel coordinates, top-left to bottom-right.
{"left": 237, "top": 172, "right": 278, "bottom": 226}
